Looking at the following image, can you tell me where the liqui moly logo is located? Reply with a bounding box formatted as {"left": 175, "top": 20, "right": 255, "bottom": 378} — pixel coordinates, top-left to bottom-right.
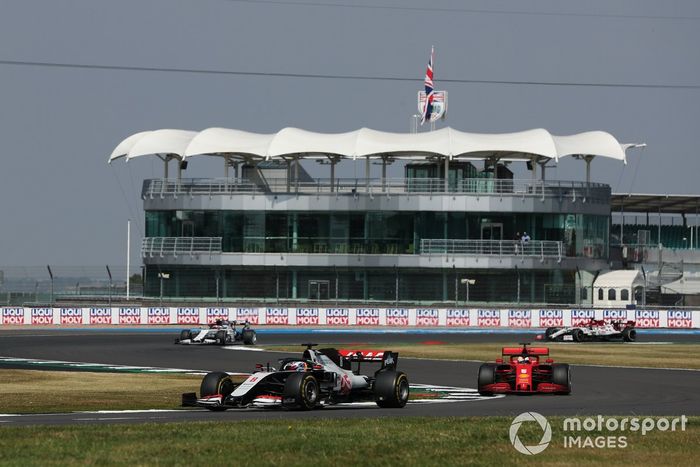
{"left": 236, "top": 308, "right": 259, "bottom": 324}
{"left": 119, "top": 307, "right": 141, "bottom": 324}
{"left": 446, "top": 309, "right": 470, "bottom": 327}
{"left": 416, "top": 309, "right": 439, "bottom": 326}
{"left": 148, "top": 307, "right": 170, "bottom": 325}
{"left": 668, "top": 310, "right": 692, "bottom": 328}
{"left": 603, "top": 309, "right": 628, "bottom": 320}
{"left": 539, "top": 309, "right": 564, "bottom": 327}
{"left": 266, "top": 308, "right": 289, "bottom": 325}
{"left": 477, "top": 309, "right": 501, "bottom": 327}
{"left": 508, "top": 309, "right": 531, "bottom": 328}
{"left": 89, "top": 308, "right": 112, "bottom": 325}
{"left": 31, "top": 308, "right": 53, "bottom": 325}
{"left": 356, "top": 308, "right": 380, "bottom": 326}
{"left": 571, "top": 309, "right": 595, "bottom": 326}
{"left": 296, "top": 308, "right": 319, "bottom": 325}
{"left": 2, "top": 307, "right": 25, "bottom": 325}
{"left": 60, "top": 308, "right": 83, "bottom": 325}
{"left": 177, "top": 308, "right": 200, "bottom": 325}
{"left": 326, "top": 308, "right": 349, "bottom": 325}
{"left": 386, "top": 308, "right": 409, "bottom": 326}
{"left": 206, "top": 308, "right": 228, "bottom": 324}
{"left": 635, "top": 310, "right": 659, "bottom": 328}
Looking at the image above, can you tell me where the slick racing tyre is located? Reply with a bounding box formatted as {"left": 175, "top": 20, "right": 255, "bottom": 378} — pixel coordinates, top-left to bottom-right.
{"left": 552, "top": 364, "right": 572, "bottom": 395}
{"left": 622, "top": 327, "right": 637, "bottom": 342}
{"left": 215, "top": 330, "right": 227, "bottom": 345}
{"left": 200, "top": 372, "right": 237, "bottom": 411}
{"left": 374, "top": 370, "right": 409, "bottom": 408}
{"left": 572, "top": 328, "right": 585, "bottom": 343}
{"left": 283, "top": 373, "right": 319, "bottom": 410}
{"left": 242, "top": 329, "right": 257, "bottom": 345}
{"left": 179, "top": 330, "right": 190, "bottom": 342}
{"left": 477, "top": 363, "right": 496, "bottom": 396}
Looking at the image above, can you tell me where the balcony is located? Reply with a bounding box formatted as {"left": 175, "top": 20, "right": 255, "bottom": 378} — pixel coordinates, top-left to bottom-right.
{"left": 142, "top": 177, "right": 610, "bottom": 204}
{"left": 420, "top": 239, "right": 563, "bottom": 262}
{"left": 141, "top": 237, "right": 222, "bottom": 258}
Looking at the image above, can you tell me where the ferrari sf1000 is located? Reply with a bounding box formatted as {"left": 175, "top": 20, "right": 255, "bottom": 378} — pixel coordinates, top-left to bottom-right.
{"left": 477, "top": 343, "right": 571, "bottom": 395}
{"left": 183, "top": 344, "right": 409, "bottom": 410}
{"left": 175, "top": 320, "right": 257, "bottom": 345}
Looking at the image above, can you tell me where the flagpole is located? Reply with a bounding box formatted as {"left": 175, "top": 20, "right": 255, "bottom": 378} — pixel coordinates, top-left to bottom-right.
{"left": 126, "top": 219, "right": 131, "bottom": 300}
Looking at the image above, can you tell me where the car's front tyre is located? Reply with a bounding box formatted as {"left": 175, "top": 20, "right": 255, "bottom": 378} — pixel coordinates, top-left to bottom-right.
{"left": 552, "top": 364, "right": 572, "bottom": 394}
{"left": 242, "top": 329, "right": 257, "bottom": 345}
{"left": 477, "top": 363, "right": 496, "bottom": 396}
{"left": 622, "top": 327, "right": 637, "bottom": 342}
{"left": 200, "top": 371, "right": 237, "bottom": 411}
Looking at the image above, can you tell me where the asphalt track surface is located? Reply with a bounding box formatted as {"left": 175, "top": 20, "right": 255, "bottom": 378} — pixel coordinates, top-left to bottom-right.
{"left": 0, "top": 328, "right": 698, "bottom": 426}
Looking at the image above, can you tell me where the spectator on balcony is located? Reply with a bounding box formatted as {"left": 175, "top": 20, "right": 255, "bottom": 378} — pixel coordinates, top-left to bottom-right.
{"left": 514, "top": 232, "right": 521, "bottom": 254}
{"left": 521, "top": 232, "right": 531, "bottom": 253}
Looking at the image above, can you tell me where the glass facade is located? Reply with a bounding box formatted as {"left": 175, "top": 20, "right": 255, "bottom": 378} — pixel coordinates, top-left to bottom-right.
{"left": 144, "top": 266, "right": 576, "bottom": 304}
{"left": 145, "top": 210, "right": 609, "bottom": 258}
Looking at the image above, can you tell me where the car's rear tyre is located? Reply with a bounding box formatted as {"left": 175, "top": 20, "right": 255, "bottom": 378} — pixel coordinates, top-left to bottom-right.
{"left": 374, "top": 370, "right": 409, "bottom": 408}
{"left": 283, "top": 373, "right": 319, "bottom": 410}
{"left": 572, "top": 328, "right": 585, "bottom": 342}
{"left": 477, "top": 363, "right": 496, "bottom": 396}
{"left": 215, "top": 330, "right": 227, "bottom": 345}
{"left": 552, "top": 364, "right": 572, "bottom": 394}
{"left": 179, "top": 329, "right": 190, "bottom": 342}
{"left": 622, "top": 327, "right": 636, "bottom": 342}
{"left": 200, "top": 371, "right": 236, "bottom": 411}
{"left": 242, "top": 329, "right": 257, "bottom": 345}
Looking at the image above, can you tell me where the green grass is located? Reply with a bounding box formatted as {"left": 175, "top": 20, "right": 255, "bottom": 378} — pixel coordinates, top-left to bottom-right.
{"left": 0, "top": 417, "right": 696, "bottom": 466}
{"left": 265, "top": 343, "right": 700, "bottom": 369}
{"left": 0, "top": 370, "right": 210, "bottom": 414}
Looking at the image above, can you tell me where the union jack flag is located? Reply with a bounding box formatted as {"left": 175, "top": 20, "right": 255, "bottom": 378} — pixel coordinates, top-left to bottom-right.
{"left": 420, "top": 46, "right": 435, "bottom": 125}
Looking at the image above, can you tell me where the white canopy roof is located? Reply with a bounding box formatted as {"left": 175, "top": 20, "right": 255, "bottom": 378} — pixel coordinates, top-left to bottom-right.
{"left": 594, "top": 270, "right": 644, "bottom": 289}
{"left": 109, "top": 126, "right": 637, "bottom": 163}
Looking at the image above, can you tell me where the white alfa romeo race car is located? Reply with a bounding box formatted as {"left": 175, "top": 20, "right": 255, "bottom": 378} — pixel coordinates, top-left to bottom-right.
{"left": 175, "top": 320, "right": 257, "bottom": 345}
{"left": 538, "top": 319, "right": 637, "bottom": 342}
{"left": 182, "top": 344, "right": 409, "bottom": 410}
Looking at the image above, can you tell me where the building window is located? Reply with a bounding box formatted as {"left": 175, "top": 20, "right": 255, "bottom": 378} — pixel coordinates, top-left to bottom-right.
{"left": 608, "top": 289, "right": 616, "bottom": 300}
{"left": 621, "top": 289, "right": 629, "bottom": 301}
{"left": 581, "top": 287, "right": 588, "bottom": 300}
{"left": 598, "top": 288, "right": 603, "bottom": 300}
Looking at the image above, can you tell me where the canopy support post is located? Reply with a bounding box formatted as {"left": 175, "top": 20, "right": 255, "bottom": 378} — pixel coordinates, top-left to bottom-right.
{"left": 382, "top": 156, "right": 387, "bottom": 192}
{"left": 295, "top": 157, "right": 300, "bottom": 193}
{"left": 365, "top": 156, "right": 370, "bottom": 192}
{"left": 224, "top": 155, "right": 230, "bottom": 179}
{"left": 164, "top": 156, "right": 169, "bottom": 179}
{"left": 330, "top": 157, "right": 336, "bottom": 193}
{"left": 444, "top": 156, "right": 449, "bottom": 193}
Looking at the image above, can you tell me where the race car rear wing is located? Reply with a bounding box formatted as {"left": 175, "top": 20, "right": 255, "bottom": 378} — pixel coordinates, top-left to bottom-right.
{"left": 502, "top": 347, "right": 549, "bottom": 356}
{"left": 338, "top": 350, "right": 399, "bottom": 369}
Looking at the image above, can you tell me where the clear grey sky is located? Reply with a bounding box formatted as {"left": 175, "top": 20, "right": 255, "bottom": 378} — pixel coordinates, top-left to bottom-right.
{"left": 1, "top": 0, "right": 699, "bottom": 268}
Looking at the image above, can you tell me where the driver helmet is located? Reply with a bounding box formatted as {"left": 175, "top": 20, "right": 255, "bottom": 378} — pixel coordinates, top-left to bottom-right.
{"left": 283, "top": 361, "right": 309, "bottom": 372}
{"left": 215, "top": 319, "right": 222, "bottom": 326}
{"left": 517, "top": 356, "right": 530, "bottom": 364}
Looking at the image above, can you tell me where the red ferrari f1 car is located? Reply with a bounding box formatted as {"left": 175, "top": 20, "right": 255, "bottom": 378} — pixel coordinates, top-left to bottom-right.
{"left": 477, "top": 343, "right": 571, "bottom": 395}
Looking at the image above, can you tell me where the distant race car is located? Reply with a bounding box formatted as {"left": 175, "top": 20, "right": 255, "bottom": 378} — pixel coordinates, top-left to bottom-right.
{"left": 175, "top": 320, "right": 257, "bottom": 345}
{"left": 182, "top": 344, "right": 409, "bottom": 410}
{"left": 477, "top": 343, "right": 571, "bottom": 395}
{"left": 538, "top": 319, "right": 637, "bottom": 343}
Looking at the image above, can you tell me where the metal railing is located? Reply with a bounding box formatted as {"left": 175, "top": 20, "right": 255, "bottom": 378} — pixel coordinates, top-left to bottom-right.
{"left": 143, "top": 178, "right": 610, "bottom": 203}
{"left": 420, "top": 239, "right": 563, "bottom": 261}
{"left": 141, "top": 237, "right": 223, "bottom": 258}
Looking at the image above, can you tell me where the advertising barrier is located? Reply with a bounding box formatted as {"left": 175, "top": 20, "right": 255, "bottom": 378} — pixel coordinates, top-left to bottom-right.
{"left": 1, "top": 307, "right": 698, "bottom": 328}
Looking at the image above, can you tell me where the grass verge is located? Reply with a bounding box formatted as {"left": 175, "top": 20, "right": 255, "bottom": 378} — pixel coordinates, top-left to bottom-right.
{"left": 0, "top": 416, "right": 696, "bottom": 466}
{"left": 264, "top": 343, "right": 700, "bottom": 369}
{"left": 0, "top": 369, "right": 207, "bottom": 414}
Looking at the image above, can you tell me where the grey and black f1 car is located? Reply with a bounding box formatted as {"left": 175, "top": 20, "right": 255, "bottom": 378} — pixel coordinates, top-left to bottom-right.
{"left": 175, "top": 320, "right": 257, "bottom": 345}
{"left": 537, "top": 319, "right": 636, "bottom": 342}
{"left": 182, "top": 344, "right": 409, "bottom": 410}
